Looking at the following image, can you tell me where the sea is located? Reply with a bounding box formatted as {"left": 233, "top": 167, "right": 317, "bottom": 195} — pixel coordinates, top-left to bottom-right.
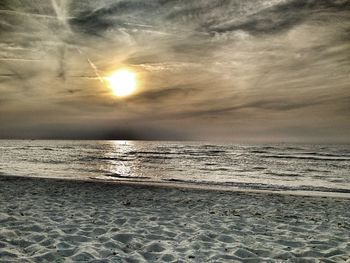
{"left": 0, "top": 140, "right": 349, "bottom": 196}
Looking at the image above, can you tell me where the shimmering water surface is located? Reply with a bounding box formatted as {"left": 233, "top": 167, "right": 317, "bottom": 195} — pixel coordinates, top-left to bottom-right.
{"left": 0, "top": 140, "right": 349, "bottom": 194}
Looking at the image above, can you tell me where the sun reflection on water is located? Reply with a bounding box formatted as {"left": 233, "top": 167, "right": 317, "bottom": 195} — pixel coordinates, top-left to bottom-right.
{"left": 98, "top": 140, "right": 148, "bottom": 181}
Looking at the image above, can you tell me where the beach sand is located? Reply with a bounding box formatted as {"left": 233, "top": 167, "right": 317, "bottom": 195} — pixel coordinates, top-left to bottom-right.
{"left": 0, "top": 175, "right": 349, "bottom": 262}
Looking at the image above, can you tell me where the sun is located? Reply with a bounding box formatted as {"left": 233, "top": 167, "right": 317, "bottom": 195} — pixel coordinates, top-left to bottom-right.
{"left": 105, "top": 69, "right": 136, "bottom": 97}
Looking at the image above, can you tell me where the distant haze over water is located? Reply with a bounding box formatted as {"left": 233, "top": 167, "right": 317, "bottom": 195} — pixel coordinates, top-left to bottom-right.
{"left": 0, "top": 140, "right": 349, "bottom": 196}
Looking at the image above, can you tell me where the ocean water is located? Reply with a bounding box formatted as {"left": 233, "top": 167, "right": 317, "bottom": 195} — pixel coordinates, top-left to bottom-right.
{"left": 0, "top": 140, "right": 349, "bottom": 195}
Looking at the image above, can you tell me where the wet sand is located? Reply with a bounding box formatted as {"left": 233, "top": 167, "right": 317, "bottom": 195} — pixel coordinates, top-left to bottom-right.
{"left": 0, "top": 175, "right": 349, "bottom": 262}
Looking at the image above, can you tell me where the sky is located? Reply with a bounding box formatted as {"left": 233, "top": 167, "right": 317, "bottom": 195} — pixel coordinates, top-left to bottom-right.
{"left": 0, "top": 0, "right": 349, "bottom": 142}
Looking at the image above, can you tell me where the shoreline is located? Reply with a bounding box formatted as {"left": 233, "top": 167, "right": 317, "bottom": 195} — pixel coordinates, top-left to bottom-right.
{"left": 1, "top": 174, "right": 350, "bottom": 199}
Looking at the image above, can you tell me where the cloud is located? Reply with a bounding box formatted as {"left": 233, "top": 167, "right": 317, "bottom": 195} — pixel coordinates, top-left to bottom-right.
{"left": 130, "top": 85, "right": 197, "bottom": 103}
{"left": 0, "top": 0, "right": 349, "bottom": 141}
{"left": 69, "top": 1, "right": 155, "bottom": 36}
{"left": 206, "top": 0, "right": 350, "bottom": 35}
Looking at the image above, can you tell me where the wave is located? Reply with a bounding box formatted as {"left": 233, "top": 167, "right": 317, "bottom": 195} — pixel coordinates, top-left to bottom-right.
{"left": 303, "top": 168, "right": 331, "bottom": 173}
{"left": 182, "top": 150, "right": 225, "bottom": 156}
{"left": 24, "top": 159, "right": 66, "bottom": 164}
{"left": 42, "top": 147, "right": 55, "bottom": 151}
{"left": 127, "top": 151, "right": 177, "bottom": 159}
{"left": 298, "top": 152, "right": 350, "bottom": 157}
{"left": 128, "top": 151, "right": 177, "bottom": 155}
{"left": 252, "top": 167, "right": 266, "bottom": 170}
{"left": 251, "top": 150, "right": 350, "bottom": 158}
{"left": 58, "top": 146, "right": 75, "bottom": 149}
{"left": 80, "top": 155, "right": 175, "bottom": 162}
{"left": 199, "top": 167, "right": 230, "bottom": 172}
{"left": 204, "top": 163, "right": 218, "bottom": 166}
{"left": 161, "top": 178, "right": 350, "bottom": 194}
{"left": 97, "top": 157, "right": 133, "bottom": 162}
{"left": 141, "top": 155, "right": 174, "bottom": 160}
{"left": 261, "top": 155, "right": 350, "bottom": 161}
{"left": 265, "top": 172, "right": 301, "bottom": 177}
{"left": 250, "top": 150, "right": 268, "bottom": 154}
{"left": 105, "top": 173, "right": 150, "bottom": 180}
{"left": 207, "top": 150, "right": 226, "bottom": 154}
{"left": 260, "top": 146, "right": 278, "bottom": 150}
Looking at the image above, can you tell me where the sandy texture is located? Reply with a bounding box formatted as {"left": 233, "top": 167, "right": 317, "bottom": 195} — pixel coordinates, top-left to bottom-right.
{"left": 0, "top": 175, "right": 350, "bottom": 263}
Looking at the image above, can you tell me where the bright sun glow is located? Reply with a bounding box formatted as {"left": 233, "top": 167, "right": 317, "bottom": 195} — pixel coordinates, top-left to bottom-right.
{"left": 105, "top": 70, "right": 136, "bottom": 97}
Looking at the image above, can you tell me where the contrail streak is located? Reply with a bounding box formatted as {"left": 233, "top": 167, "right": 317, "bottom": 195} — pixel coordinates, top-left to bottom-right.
{"left": 0, "top": 58, "right": 41, "bottom": 61}
{"left": 49, "top": 0, "right": 104, "bottom": 83}
{"left": 51, "top": 0, "right": 71, "bottom": 31}
{"left": 0, "top": 10, "right": 70, "bottom": 19}
{"left": 76, "top": 48, "right": 104, "bottom": 83}
{"left": 87, "top": 58, "right": 103, "bottom": 83}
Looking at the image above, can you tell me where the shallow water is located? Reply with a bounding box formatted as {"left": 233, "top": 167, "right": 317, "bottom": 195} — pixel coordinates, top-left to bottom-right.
{"left": 0, "top": 140, "right": 349, "bottom": 195}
